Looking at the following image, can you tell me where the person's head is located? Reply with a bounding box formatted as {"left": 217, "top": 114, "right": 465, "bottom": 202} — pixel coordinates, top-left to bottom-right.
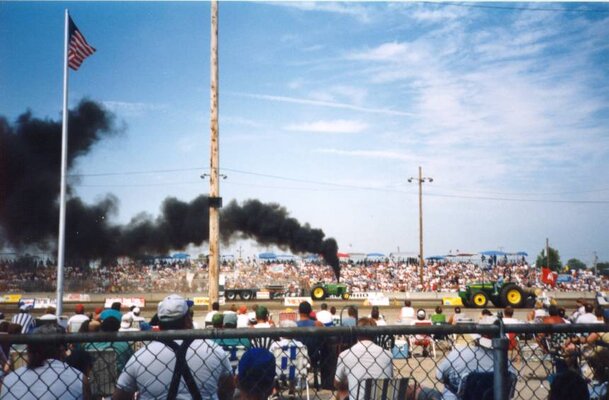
{"left": 157, "top": 294, "right": 192, "bottom": 330}
{"left": 230, "top": 304, "right": 238, "bottom": 313}
{"left": 238, "top": 348, "right": 276, "bottom": 399}
{"left": 65, "top": 349, "right": 94, "bottom": 376}
{"left": 558, "top": 308, "right": 567, "bottom": 319}
{"left": 111, "top": 302, "right": 122, "bottom": 311}
{"left": 298, "top": 301, "right": 312, "bottom": 316}
{"left": 504, "top": 306, "right": 514, "bottom": 318}
{"left": 74, "top": 304, "right": 85, "bottom": 315}
{"left": 416, "top": 309, "right": 426, "bottom": 320}
{"left": 548, "top": 304, "right": 560, "bottom": 317}
{"left": 212, "top": 301, "right": 220, "bottom": 311}
{"left": 347, "top": 306, "right": 357, "bottom": 318}
{"left": 321, "top": 303, "right": 328, "bottom": 311}
{"left": 27, "top": 324, "right": 66, "bottom": 368}
{"left": 481, "top": 309, "right": 492, "bottom": 317}
{"left": 404, "top": 300, "right": 412, "bottom": 307}
{"left": 132, "top": 307, "right": 141, "bottom": 316}
{"left": 356, "top": 317, "right": 377, "bottom": 341}
{"left": 330, "top": 306, "right": 337, "bottom": 315}
{"left": 588, "top": 349, "right": 609, "bottom": 383}
{"left": 371, "top": 306, "right": 380, "bottom": 320}
{"left": 238, "top": 305, "right": 248, "bottom": 315}
{"left": 548, "top": 370, "right": 590, "bottom": 400}
{"left": 454, "top": 307, "right": 461, "bottom": 314}
{"left": 223, "top": 312, "right": 237, "bottom": 328}
{"left": 435, "top": 306, "right": 443, "bottom": 315}
{"left": 585, "top": 303, "right": 594, "bottom": 314}
{"left": 212, "top": 313, "right": 225, "bottom": 328}
{"left": 255, "top": 306, "right": 269, "bottom": 322}
{"left": 101, "top": 316, "right": 120, "bottom": 332}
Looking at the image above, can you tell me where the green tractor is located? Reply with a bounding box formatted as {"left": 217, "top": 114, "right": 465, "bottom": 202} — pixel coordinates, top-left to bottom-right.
{"left": 310, "top": 282, "right": 351, "bottom": 300}
{"left": 458, "top": 282, "right": 538, "bottom": 308}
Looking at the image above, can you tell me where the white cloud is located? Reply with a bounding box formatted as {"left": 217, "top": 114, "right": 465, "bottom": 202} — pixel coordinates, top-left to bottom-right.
{"left": 274, "top": 2, "right": 373, "bottom": 23}
{"left": 316, "top": 148, "right": 414, "bottom": 161}
{"left": 236, "top": 92, "right": 413, "bottom": 117}
{"left": 286, "top": 120, "right": 367, "bottom": 134}
{"left": 348, "top": 42, "right": 410, "bottom": 61}
{"left": 102, "top": 101, "right": 166, "bottom": 117}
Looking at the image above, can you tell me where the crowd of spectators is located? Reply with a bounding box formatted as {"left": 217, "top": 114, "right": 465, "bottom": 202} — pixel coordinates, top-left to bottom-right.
{"left": 0, "top": 257, "right": 607, "bottom": 294}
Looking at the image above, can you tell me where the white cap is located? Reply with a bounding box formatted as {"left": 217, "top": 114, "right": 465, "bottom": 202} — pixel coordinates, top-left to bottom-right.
{"left": 157, "top": 294, "right": 188, "bottom": 322}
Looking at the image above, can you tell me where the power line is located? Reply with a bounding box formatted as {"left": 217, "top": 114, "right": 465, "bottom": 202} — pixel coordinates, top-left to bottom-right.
{"left": 72, "top": 166, "right": 609, "bottom": 204}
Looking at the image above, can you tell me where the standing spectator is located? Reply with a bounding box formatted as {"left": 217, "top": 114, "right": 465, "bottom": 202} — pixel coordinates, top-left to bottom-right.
{"left": 237, "top": 305, "right": 250, "bottom": 328}
{"left": 253, "top": 306, "right": 273, "bottom": 328}
{"left": 11, "top": 303, "right": 35, "bottom": 334}
{"left": 341, "top": 306, "right": 357, "bottom": 327}
{"left": 67, "top": 304, "right": 90, "bottom": 333}
{"left": 205, "top": 301, "right": 220, "bottom": 328}
{"left": 0, "top": 324, "right": 91, "bottom": 399}
{"left": 316, "top": 303, "right": 333, "bottom": 326}
{"left": 113, "top": 294, "right": 234, "bottom": 400}
{"left": 370, "top": 306, "right": 386, "bottom": 326}
{"left": 334, "top": 318, "right": 393, "bottom": 400}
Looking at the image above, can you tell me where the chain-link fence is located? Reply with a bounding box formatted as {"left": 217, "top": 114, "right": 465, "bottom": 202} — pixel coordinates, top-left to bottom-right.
{"left": 0, "top": 321, "right": 608, "bottom": 399}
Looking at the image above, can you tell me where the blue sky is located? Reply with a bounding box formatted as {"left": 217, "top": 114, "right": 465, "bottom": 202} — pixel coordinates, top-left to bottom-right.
{"left": 2, "top": 1, "right": 609, "bottom": 264}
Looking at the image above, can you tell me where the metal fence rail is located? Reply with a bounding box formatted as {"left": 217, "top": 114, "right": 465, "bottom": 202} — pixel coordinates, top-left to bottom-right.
{"left": 1, "top": 322, "right": 607, "bottom": 400}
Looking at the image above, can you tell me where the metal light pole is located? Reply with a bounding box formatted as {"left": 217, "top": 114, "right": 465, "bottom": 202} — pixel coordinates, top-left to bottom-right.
{"left": 408, "top": 166, "right": 433, "bottom": 288}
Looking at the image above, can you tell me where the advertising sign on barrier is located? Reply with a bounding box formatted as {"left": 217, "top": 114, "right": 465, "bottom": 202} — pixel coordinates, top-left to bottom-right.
{"left": 366, "top": 292, "right": 390, "bottom": 306}
{"left": 33, "top": 298, "right": 55, "bottom": 309}
{"left": 284, "top": 297, "right": 313, "bottom": 307}
{"left": 104, "top": 297, "right": 146, "bottom": 308}
{"left": 64, "top": 293, "right": 91, "bottom": 302}
{"left": 193, "top": 297, "right": 225, "bottom": 307}
{"left": 0, "top": 294, "right": 22, "bottom": 303}
{"left": 256, "top": 292, "right": 270, "bottom": 300}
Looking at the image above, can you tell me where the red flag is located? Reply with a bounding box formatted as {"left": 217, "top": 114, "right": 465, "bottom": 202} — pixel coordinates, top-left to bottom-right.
{"left": 541, "top": 267, "right": 557, "bottom": 287}
{"left": 68, "top": 16, "right": 96, "bottom": 70}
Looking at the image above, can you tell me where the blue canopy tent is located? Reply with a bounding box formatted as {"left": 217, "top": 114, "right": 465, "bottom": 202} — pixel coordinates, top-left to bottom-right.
{"left": 258, "top": 252, "right": 277, "bottom": 260}
{"left": 479, "top": 250, "right": 507, "bottom": 257}
{"left": 172, "top": 252, "right": 190, "bottom": 260}
{"left": 426, "top": 256, "right": 445, "bottom": 261}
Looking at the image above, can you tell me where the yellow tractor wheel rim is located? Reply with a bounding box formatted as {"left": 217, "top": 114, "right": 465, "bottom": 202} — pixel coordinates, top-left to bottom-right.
{"left": 474, "top": 294, "right": 486, "bottom": 305}
{"left": 507, "top": 289, "right": 522, "bottom": 305}
{"left": 343, "top": 293, "right": 350, "bottom": 299}
{"left": 313, "top": 288, "right": 324, "bottom": 298}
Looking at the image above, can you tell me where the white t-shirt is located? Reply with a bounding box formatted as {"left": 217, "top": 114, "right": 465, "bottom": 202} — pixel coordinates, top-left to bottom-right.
{"left": 0, "top": 359, "right": 83, "bottom": 400}
{"left": 316, "top": 310, "right": 333, "bottom": 325}
{"left": 335, "top": 340, "right": 393, "bottom": 400}
{"left": 116, "top": 340, "right": 232, "bottom": 400}
{"left": 67, "top": 314, "right": 90, "bottom": 333}
{"left": 576, "top": 313, "right": 599, "bottom": 324}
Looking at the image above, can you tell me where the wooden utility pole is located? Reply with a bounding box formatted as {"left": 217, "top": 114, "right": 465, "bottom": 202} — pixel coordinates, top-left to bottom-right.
{"left": 208, "top": 0, "right": 220, "bottom": 310}
{"left": 546, "top": 238, "right": 550, "bottom": 269}
{"left": 417, "top": 166, "right": 424, "bottom": 287}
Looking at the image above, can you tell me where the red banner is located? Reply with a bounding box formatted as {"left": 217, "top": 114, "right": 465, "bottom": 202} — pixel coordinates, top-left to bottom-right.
{"left": 541, "top": 267, "right": 557, "bottom": 287}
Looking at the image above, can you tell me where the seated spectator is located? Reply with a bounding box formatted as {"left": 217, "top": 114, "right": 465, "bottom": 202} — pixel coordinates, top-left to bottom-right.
{"left": 237, "top": 348, "right": 276, "bottom": 400}
{"left": 113, "top": 294, "right": 234, "bottom": 400}
{"left": 448, "top": 307, "right": 469, "bottom": 325}
{"left": 11, "top": 303, "right": 34, "bottom": 334}
{"left": 253, "top": 306, "right": 274, "bottom": 328}
{"left": 67, "top": 304, "right": 89, "bottom": 333}
{"left": 549, "top": 369, "right": 590, "bottom": 400}
{"left": 269, "top": 320, "right": 310, "bottom": 394}
{"left": 430, "top": 306, "right": 446, "bottom": 324}
{"left": 237, "top": 305, "right": 250, "bottom": 328}
{"left": 205, "top": 301, "right": 221, "bottom": 328}
{"left": 0, "top": 324, "right": 91, "bottom": 399}
{"left": 84, "top": 316, "right": 134, "bottom": 374}
{"left": 576, "top": 304, "right": 598, "bottom": 324}
{"left": 212, "top": 313, "right": 225, "bottom": 329}
{"left": 587, "top": 348, "right": 609, "bottom": 399}
{"left": 334, "top": 318, "right": 393, "bottom": 400}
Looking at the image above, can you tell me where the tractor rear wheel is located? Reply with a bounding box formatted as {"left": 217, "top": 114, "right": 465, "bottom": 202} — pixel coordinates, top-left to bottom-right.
{"left": 311, "top": 285, "right": 327, "bottom": 300}
{"left": 470, "top": 291, "right": 489, "bottom": 308}
{"left": 500, "top": 284, "right": 524, "bottom": 308}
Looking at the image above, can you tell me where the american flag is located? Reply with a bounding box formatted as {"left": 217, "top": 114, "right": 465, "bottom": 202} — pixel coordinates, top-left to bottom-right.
{"left": 68, "top": 16, "right": 96, "bottom": 71}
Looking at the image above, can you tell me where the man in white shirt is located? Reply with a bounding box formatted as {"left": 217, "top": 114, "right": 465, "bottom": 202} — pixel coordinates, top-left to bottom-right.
{"left": 67, "top": 304, "right": 89, "bottom": 333}
{"left": 335, "top": 318, "right": 393, "bottom": 400}
{"left": 400, "top": 300, "right": 415, "bottom": 325}
{"left": 576, "top": 303, "right": 598, "bottom": 324}
{"left": 316, "top": 303, "right": 333, "bottom": 326}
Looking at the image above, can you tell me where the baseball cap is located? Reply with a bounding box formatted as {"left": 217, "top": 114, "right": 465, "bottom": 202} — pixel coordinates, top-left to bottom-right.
{"left": 238, "top": 305, "right": 248, "bottom": 314}
{"left": 238, "top": 348, "right": 276, "bottom": 391}
{"left": 212, "top": 313, "right": 225, "bottom": 326}
{"left": 75, "top": 304, "right": 85, "bottom": 313}
{"left": 157, "top": 294, "right": 189, "bottom": 322}
{"left": 256, "top": 306, "right": 269, "bottom": 320}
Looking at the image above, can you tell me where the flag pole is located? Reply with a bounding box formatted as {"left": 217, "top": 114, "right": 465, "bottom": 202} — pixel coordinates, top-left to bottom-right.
{"left": 56, "top": 9, "right": 70, "bottom": 317}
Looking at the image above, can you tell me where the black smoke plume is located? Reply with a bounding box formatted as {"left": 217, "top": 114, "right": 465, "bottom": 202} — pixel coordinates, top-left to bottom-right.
{"left": 0, "top": 102, "right": 341, "bottom": 280}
